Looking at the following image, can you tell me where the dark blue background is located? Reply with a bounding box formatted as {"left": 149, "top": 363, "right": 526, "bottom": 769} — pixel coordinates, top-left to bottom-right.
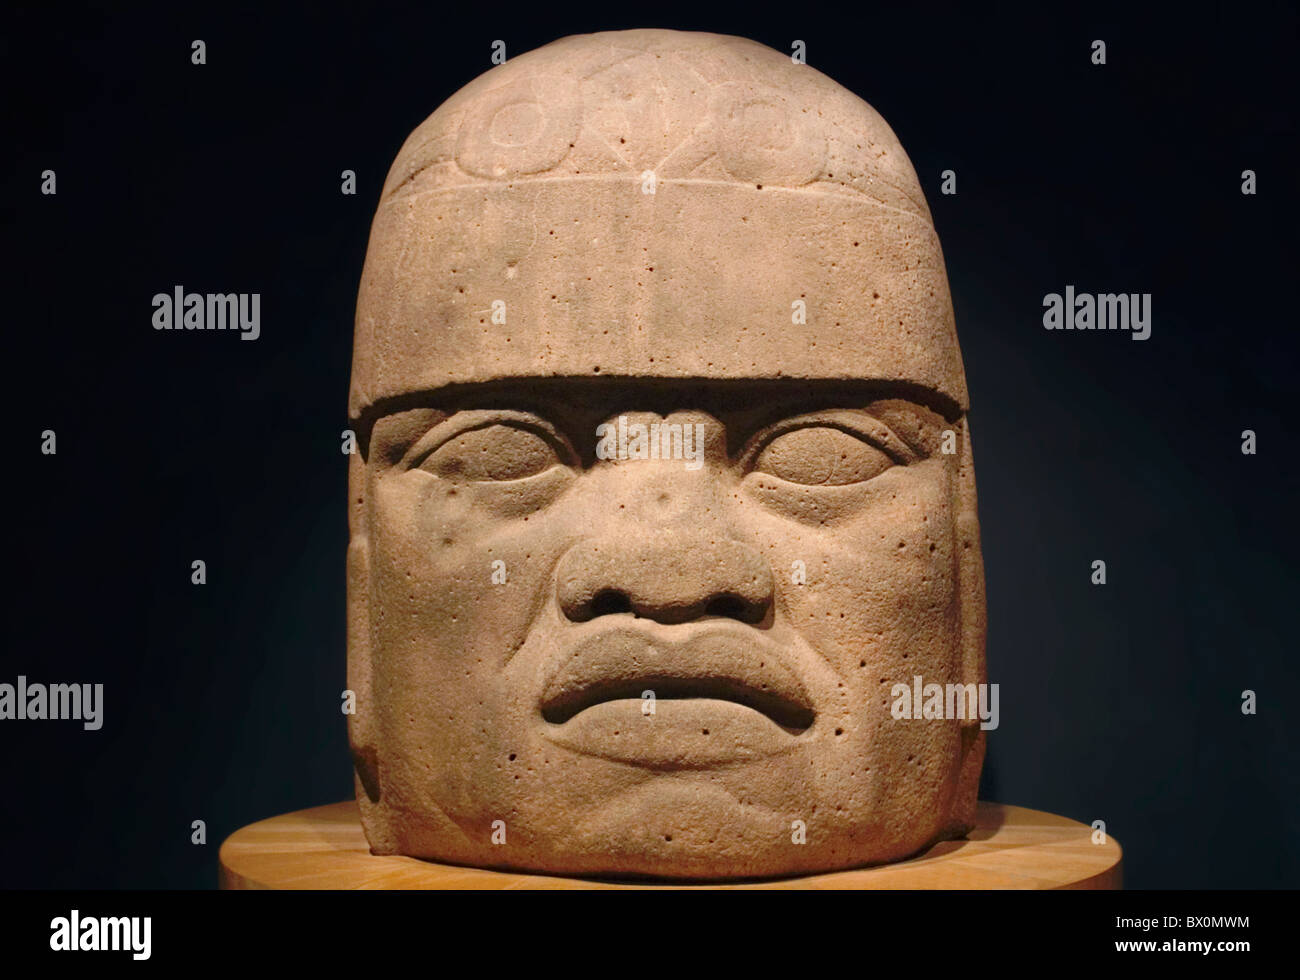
{"left": 4, "top": 0, "right": 1296, "bottom": 887}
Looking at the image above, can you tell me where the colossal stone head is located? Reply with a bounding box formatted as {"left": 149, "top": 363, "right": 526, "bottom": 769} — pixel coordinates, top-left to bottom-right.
{"left": 347, "top": 28, "right": 986, "bottom": 880}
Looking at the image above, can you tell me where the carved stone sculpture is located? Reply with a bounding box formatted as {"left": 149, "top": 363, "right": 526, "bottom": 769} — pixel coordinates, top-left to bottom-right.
{"left": 346, "top": 28, "right": 986, "bottom": 880}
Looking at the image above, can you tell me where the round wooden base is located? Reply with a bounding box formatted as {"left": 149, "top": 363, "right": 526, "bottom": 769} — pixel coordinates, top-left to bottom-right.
{"left": 219, "top": 800, "right": 1121, "bottom": 889}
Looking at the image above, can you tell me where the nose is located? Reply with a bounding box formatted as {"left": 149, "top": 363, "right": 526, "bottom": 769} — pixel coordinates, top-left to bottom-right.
{"left": 557, "top": 529, "right": 774, "bottom": 624}
{"left": 555, "top": 413, "right": 774, "bottom": 625}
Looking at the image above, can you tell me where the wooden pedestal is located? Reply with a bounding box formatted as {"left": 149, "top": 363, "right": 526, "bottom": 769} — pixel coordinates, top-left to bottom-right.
{"left": 219, "top": 800, "right": 1121, "bottom": 889}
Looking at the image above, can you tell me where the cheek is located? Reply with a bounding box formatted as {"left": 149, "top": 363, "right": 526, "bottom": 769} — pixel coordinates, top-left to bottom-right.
{"left": 751, "top": 462, "right": 964, "bottom": 840}
{"left": 760, "top": 460, "right": 960, "bottom": 675}
{"left": 366, "top": 474, "right": 568, "bottom": 790}
{"left": 369, "top": 471, "right": 570, "bottom": 665}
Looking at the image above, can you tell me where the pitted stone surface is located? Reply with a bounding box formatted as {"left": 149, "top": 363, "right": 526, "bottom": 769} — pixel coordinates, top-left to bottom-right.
{"left": 347, "top": 29, "right": 987, "bottom": 880}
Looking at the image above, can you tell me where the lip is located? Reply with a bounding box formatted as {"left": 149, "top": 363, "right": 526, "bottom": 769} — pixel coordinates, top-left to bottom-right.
{"left": 538, "top": 622, "right": 816, "bottom": 769}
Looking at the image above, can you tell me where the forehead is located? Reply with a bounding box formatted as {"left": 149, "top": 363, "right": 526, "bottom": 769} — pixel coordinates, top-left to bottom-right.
{"left": 350, "top": 182, "right": 965, "bottom": 420}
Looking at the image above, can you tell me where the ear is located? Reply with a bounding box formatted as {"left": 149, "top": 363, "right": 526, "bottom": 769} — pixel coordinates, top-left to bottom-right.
{"left": 947, "top": 416, "right": 987, "bottom": 834}
{"left": 347, "top": 449, "right": 381, "bottom": 803}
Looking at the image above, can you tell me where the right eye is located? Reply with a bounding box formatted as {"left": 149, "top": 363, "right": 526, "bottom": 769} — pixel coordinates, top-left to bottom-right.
{"left": 417, "top": 424, "right": 563, "bottom": 482}
{"left": 751, "top": 425, "right": 896, "bottom": 485}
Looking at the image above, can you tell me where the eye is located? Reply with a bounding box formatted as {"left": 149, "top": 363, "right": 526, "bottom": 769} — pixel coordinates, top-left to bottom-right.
{"left": 417, "top": 424, "right": 563, "bottom": 482}
{"left": 752, "top": 426, "right": 895, "bottom": 485}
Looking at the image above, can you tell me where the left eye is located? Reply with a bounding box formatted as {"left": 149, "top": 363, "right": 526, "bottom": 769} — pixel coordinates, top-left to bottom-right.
{"left": 418, "top": 424, "right": 562, "bottom": 482}
{"left": 751, "top": 426, "right": 894, "bottom": 485}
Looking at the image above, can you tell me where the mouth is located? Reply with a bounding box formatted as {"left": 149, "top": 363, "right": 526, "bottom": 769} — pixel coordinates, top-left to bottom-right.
{"left": 541, "top": 675, "right": 814, "bottom": 733}
{"left": 538, "top": 623, "right": 816, "bottom": 769}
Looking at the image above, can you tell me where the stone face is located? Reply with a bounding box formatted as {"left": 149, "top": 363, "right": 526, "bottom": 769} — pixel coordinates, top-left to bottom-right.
{"left": 347, "top": 28, "right": 986, "bottom": 880}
